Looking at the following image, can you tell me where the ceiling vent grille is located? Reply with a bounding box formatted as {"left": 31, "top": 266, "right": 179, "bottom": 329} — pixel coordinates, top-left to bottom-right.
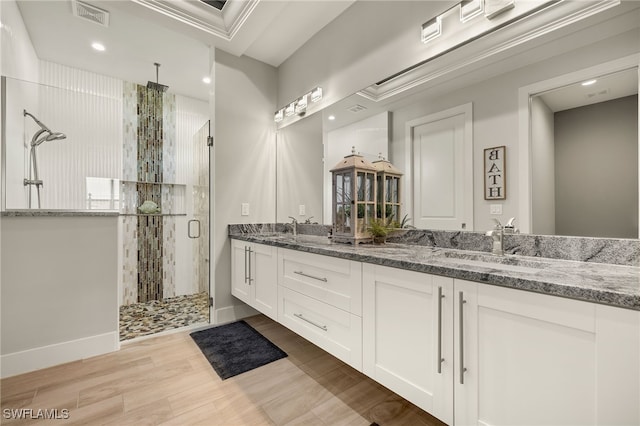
{"left": 72, "top": 0, "right": 110, "bottom": 27}
{"left": 347, "top": 104, "right": 367, "bottom": 113}
{"left": 586, "top": 89, "right": 610, "bottom": 99}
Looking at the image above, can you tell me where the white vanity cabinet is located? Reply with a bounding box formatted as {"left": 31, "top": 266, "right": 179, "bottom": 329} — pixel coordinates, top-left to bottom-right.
{"left": 362, "top": 263, "right": 455, "bottom": 424}
{"left": 363, "top": 264, "right": 640, "bottom": 426}
{"left": 231, "top": 239, "right": 278, "bottom": 320}
{"left": 277, "top": 248, "right": 363, "bottom": 370}
{"left": 455, "top": 279, "right": 640, "bottom": 426}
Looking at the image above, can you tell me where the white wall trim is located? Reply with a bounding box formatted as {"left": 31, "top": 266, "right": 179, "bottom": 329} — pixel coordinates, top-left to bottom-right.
{"left": 517, "top": 54, "right": 640, "bottom": 233}
{"left": 214, "top": 303, "right": 259, "bottom": 325}
{"left": 404, "top": 103, "right": 474, "bottom": 231}
{"left": 1, "top": 332, "right": 118, "bottom": 379}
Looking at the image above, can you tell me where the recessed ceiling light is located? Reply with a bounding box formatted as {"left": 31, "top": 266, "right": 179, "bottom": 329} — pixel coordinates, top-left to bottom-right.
{"left": 328, "top": 115, "right": 336, "bottom": 121}
{"left": 581, "top": 79, "right": 597, "bottom": 86}
{"left": 91, "top": 42, "right": 105, "bottom": 52}
{"left": 202, "top": 76, "right": 211, "bottom": 84}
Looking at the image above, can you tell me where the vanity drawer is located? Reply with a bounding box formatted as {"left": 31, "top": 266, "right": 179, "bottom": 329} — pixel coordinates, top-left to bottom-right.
{"left": 278, "top": 286, "right": 362, "bottom": 371}
{"left": 278, "top": 248, "right": 362, "bottom": 315}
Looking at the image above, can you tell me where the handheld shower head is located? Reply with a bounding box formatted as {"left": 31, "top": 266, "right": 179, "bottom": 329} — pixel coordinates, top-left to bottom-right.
{"left": 32, "top": 131, "right": 66, "bottom": 147}
{"left": 24, "top": 110, "right": 67, "bottom": 146}
{"left": 45, "top": 132, "right": 66, "bottom": 142}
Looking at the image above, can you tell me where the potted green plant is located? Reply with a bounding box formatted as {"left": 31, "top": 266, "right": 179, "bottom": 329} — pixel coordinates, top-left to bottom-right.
{"left": 368, "top": 218, "right": 393, "bottom": 244}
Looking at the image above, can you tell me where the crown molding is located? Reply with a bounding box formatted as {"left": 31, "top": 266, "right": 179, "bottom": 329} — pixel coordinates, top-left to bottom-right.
{"left": 130, "top": 0, "right": 259, "bottom": 40}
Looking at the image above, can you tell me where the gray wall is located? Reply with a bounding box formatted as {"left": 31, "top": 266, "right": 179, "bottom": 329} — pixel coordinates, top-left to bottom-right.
{"left": 213, "top": 50, "right": 278, "bottom": 317}
{"left": 276, "top": 113, "right": 323, "bottom": 224}
{"left": 555, "top": 95, "right": 638, "bottom": 238}
{"left": 531, "top": 96, "right": 556, "bottom": 235}
{"left": 1, "top": 217, "right": 118, "bottom": 367}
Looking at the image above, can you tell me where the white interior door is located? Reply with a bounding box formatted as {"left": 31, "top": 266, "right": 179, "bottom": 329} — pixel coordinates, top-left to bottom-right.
{"left": 408, "top": 104, "right": 473, "bottom": 230}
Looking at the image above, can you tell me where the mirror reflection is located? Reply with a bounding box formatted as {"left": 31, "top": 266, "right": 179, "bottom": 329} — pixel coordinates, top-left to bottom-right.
{"left": 277, "top": 59, "right": 639, "bottom": 238}
{"left": 530, "top": 67, "right": 638, "bottom": 239}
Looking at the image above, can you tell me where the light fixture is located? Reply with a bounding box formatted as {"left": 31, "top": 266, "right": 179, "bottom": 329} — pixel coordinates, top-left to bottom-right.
{"left": 295, "top": 94, "right": 308, "bottom": 114}
{"left": 328, "top": 115, "right": 336, "bottom": 121}
{"left": 311, "top": 87, "right": 323, "bottom": 102}
{"left": 485, "top": 0, "right": 515, "bottom": 20}
{"left": 460, "top": 0, "right": 484, "bottom": 22}
{"left": 91, "top": 42, "right": 105, "bottom": 51}
{"left": 581, "top": 79, "right": 597, "bottom": 86}
{"left": 284, "top": 102, "right": 296, "bottom": 117}
{"left": 421, "top": 16, "right": 442, "bottom": 44}
{"left": 202, "top": 76, "right": 211, "bottom": 84}
{"left": 274, "top": 87, "right": 323, "bottom": 122}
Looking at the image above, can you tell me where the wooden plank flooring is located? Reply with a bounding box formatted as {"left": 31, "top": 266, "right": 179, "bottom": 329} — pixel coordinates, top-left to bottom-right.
{"left": 0, "top": 315, "right": 446, "bottom": 426}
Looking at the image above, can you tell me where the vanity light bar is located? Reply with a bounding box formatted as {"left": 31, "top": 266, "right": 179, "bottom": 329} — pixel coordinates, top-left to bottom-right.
{"left": 274, "top": 87, "right": 323, "bottom": 123}
{"left": 422, "top": 0, "right": 513, "bottom": 44}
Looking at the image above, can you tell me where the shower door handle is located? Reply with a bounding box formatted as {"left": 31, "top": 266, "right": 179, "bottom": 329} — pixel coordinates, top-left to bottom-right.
{"left": 188, "top": 220, "right": 201, "bottom": 238}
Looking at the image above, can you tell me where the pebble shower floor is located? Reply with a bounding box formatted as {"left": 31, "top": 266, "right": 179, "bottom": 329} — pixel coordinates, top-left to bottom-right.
{"left": 119, "top": 292, "right": 209, "bottom": 341}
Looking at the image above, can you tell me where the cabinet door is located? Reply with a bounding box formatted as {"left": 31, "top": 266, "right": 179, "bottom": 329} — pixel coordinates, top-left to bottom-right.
{"left": 454, "top": 279, "right": 640, "bottom": 426}
{"left": 251, "top": 243, "right": 277, "bottom": 321}
{"left": 363, "top": 264, "right": 454, "bottom": 425}
{"left": 231, "top": 239, "right": 251, "bottom": 304}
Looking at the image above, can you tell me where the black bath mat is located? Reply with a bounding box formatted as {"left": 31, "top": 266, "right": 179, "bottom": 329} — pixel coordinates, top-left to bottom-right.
{"left": 190, "top": 320, "right": 287, "bottom": 380}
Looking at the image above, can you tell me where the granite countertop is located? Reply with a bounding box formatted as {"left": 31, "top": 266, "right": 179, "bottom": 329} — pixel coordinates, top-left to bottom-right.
{"left": 230, "top": 233, "right": 640, "bottom": 311}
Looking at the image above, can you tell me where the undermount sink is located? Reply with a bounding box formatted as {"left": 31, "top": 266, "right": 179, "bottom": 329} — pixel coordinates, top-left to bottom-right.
{"left": 438, "top": 251, "right": 545, "bottom": 274}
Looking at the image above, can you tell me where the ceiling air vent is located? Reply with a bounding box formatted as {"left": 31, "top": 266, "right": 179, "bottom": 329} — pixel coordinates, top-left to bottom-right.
{"left": 347, "top": 104, "right": 368, "bottom": 113}
{"left": 586, "top": 89, "right": 610, "bottom": 99}
{"left": 72, "top": 0, "right": 110, "bottom": 27}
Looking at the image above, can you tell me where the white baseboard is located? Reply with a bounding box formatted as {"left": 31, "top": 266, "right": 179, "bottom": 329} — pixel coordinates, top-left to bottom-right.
{"left": 1, "top": 332, "right": 118, "bottom": 378}
{"left": 214, "top": 304, "right": 259, "bottom": 325}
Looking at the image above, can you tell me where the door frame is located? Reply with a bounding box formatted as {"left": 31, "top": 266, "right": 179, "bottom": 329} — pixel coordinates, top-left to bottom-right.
{"left": 404, "top": 103, "right": 474, "bottom": 231}
{"left": 517, "top": 54, "right": 640, "bottom": 234}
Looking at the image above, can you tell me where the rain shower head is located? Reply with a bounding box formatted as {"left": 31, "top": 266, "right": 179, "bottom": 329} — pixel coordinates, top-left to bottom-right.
{"left": 147, "top": 62, "right": 169, "bottom": 92}
{"left": 24, "top": 110, "right": 67, "bottom": 147}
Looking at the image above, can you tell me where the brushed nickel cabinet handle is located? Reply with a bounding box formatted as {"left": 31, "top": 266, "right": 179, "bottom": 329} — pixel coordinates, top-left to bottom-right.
{"left": 294, "top": 313, "right": 328, "bottom": 331}
{"left": 459, "top": 291, "right": 468, "bottom": 384}
{"left": 294, "top": 270, "right": 328, "bottom": 282}
{"left": 437, "top": 286, "right": 445, "bottom": 374}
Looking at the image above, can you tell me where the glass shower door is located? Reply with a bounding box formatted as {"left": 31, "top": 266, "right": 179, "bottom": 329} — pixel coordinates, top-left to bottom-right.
{"left": 191, "top": 120, "right": 211, "bottom": 316}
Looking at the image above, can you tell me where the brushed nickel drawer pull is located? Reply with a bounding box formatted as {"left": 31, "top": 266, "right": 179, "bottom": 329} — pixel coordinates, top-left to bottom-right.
{"left": 437, "top": 286, "right": 445, "bottom": 374}
{"left": 294, "top": 313, "right": 328, "bottom": 331}
{"left": 459, "top": 291, "right": 468, "bottom": 384}
{"left": 294, "top": 270, "right": 328, "bottom": 282}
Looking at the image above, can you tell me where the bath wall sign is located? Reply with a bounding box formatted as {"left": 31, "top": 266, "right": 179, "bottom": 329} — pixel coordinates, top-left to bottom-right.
{"left": 484, "top": 146, "right": 506, "bottom": 200}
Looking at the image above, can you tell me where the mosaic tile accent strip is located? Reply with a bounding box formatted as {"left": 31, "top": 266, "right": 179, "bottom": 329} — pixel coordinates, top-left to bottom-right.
{"left": 163, "top": 92, "right": 176, "bottom": 183}
{"left": 122, "top": 215, "right": 138, "bottom": 305}
{"left": 119, "top": 292, "right": 210, "bottom": 341}
{"left": 136, "top": 85, "right": 165, "bottom": 303}
{"left": 123, "top": 82, "right": 138, "bottom": 182}
{"left": 162, "top": 216, "right": 176, "bottom": 298}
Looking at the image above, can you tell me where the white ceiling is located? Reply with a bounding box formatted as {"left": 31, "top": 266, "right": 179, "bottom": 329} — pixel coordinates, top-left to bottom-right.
{"left": 17, "top": 0, "right": 355, "bottom": 101}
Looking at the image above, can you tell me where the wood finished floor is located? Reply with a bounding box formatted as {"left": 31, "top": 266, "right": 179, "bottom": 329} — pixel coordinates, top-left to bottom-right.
{"left": 0, "top": 315, "right": 446, "bottom": 426}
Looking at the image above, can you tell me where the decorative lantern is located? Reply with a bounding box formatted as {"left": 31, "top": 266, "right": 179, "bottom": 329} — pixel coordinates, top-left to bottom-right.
{"left": 330, "top": 147, "right": 377, "bottom": 244}
{"left": 373, "top": 154, "right": 403, "bottom": 226}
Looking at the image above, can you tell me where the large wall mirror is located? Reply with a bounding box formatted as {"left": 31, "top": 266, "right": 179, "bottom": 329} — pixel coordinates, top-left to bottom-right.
{"left": 275, "top": 2, "right": 640, "bottom": 239}
{"left": 528, "top": 66, "right": 638, "bottom": 239}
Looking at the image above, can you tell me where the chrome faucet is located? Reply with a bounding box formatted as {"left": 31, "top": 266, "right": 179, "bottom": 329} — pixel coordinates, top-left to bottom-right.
{"left": 486, "top": 217, "right": 517, "bottom": 255}
{"left": 288, "top": 216, "right": 298, "bottom": 236}
{"left": 486, "top": 218, "right": 504, "bottom": 256}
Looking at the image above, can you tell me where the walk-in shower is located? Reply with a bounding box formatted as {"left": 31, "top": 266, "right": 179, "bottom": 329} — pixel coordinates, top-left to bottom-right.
{"left": 23, "top": 109, "right": 66, "bottom": 208}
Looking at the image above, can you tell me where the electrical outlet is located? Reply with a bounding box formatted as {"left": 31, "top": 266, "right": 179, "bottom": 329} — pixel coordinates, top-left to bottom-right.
{"left": 241, "top": 203, "right": 250, "bottom": 216}
{"left": 490, "top": 204, "right": 502, "bottom": 215}
{"left": 299, "top": 204, "right": 306, "bottom": 216}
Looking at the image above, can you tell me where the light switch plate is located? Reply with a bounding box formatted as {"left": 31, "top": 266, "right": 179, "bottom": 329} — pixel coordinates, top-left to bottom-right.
{"left": 490, "top": 204, "right": 502, "bottom": 215}
{"left": 241, "top": 203, "right": 250, "bottom": 216}
{"left": 299, "top": 204, "right": 306, "bottom": 216}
